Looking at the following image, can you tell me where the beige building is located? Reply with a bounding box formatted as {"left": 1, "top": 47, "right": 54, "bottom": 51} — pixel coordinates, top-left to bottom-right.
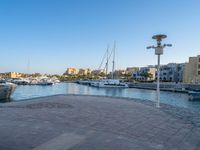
{"left": 78, "top": 68, "right": 91, "bottom": 75}
{"left": 0, "top": 72, "right": 24, "bottom": 78}
{"left": 126, "top": 67, "right": 139, "bottom": 75}
{"left": 65, "top": 68, "right": 78, "bottom": 75}
{"left": 114, "top": 69, "right": 126, "bottom": 76}
{"left": 91, "top": 69, "right": 105, "bottom": 75}
{"left": 133, "top": 66, "right": 156, "bottom": 81}
{"left": 183, "top": 55, "right": 200, "bottom": 83}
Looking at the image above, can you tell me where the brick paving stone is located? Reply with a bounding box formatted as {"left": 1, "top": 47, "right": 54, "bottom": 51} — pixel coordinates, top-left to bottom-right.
{"left": 0, "top": 95, "right": 199, "bottom": 150}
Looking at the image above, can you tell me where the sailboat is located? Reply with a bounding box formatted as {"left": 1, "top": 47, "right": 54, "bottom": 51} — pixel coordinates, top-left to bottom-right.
{"left": 91, "top": 41, "right": 129, "bottom": 88}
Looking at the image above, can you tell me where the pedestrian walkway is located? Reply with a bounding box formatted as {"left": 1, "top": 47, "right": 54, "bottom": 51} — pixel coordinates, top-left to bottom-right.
{"left": 0, "top": 95, "right": 199, "bottom": 150}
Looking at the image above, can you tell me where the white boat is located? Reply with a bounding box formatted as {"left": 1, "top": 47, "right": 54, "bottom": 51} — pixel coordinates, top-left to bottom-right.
{"left": 91, "top": 41, "right": 129, "bottom": 88}
{"left": 37, "top": 78, "right": 54, "bottom": 85}
{"left": 77, "top": 80, "right": 90, "bottom": 85}
{"left": 29, "top": 78, "right": 39, "bottom": 85}
{"left": 51, "top": 77, "right": 60, "bottom": 84}
{"left": 12, "top": 78, "right": 30, "bottom": 85}
{"left": 0, "top": 83, "right": 17, "bottom": 100}
{"left": 90, "top": 80, "right": 101, "bottom": 86}
{"left": 0, "top": 78, "right": 6, "bottom": 83}
{"left": 93, "top": 79, "right": 128, "bottom": 88}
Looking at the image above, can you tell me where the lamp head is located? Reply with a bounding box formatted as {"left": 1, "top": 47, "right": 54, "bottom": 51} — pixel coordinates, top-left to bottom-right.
{"left": 146, "top": 46, "right": 155, "bottom": 49}
{"left": 152, "top": 34, "right": 167, "bottom": 41}
{"left": 164, "top": 44, "right": 172, "bottom": 47}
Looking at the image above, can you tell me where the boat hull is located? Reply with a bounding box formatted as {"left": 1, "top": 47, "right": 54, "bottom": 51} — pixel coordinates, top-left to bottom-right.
{"left": 188, "top": 91, "right": 200, "bottom": 100}
{"left": 98, "top": 84, "right": 129, "bottom": 88}
{"left": 90, "top": 79, "right": 129, "bottom": 88}
{"left": 0, "top": 83, "right": 17, "bottom": 100}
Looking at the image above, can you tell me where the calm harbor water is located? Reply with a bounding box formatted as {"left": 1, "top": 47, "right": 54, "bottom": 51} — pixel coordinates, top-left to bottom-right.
{"left": 10, "top": 82, "right": 200, "bottom": 112}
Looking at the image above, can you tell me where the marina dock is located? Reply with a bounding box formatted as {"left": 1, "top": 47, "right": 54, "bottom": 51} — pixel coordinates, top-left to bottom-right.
{"left": 0, "top": 95, "right": 200, "bottom": 150}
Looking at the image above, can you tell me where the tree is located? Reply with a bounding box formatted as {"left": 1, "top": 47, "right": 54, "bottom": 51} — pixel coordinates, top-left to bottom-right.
{"left": 140, "top": 72, "right": 153, "bottom": 81}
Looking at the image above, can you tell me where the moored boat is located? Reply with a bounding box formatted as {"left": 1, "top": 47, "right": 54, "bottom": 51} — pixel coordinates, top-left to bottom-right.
{"left": 90, "top": 41, "right": 128, "bottom": 88}
{"left": 188, "top": 91, "right": 200, "bottom": 100}
{"left": 91, "top": 79, "right": 128, "bottom": 88}
{"left": 77, "top": 80, "right": 91, "bottom": 85}
{"left": 0, "top": 83, "right": 17, "bottom": 100}
{"left": 37, "top": 78, "right": 54, "bottom": 85}
{"left": 12, "top": 78, "right": 30, "bottom": 85}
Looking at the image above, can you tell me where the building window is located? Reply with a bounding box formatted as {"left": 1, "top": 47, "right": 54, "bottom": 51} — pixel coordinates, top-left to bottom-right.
{"left": 199, "top": 58, "right": 200, "bottom": 62}
{"left": 198, "top": 71, "right": 200, "bottom": 75}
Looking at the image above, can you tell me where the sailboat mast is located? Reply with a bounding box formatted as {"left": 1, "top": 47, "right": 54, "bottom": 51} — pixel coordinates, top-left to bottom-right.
{"left": 27, "top": 57, "right": 30, "bottom": 75}
{"left": 106, "top": 45, "right": 109, "bottom": 77}
{"left": 112, "top": 41, "right": 116, "bottom": 79}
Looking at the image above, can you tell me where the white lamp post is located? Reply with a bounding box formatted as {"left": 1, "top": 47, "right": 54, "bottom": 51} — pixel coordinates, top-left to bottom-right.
{"left": 147, "top": 34, "right": 172, "bottom": 108}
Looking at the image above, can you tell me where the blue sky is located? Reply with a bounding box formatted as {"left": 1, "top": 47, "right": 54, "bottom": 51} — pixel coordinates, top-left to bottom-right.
{"left": 0, "top": 0, "right": 200, "bottom": 74}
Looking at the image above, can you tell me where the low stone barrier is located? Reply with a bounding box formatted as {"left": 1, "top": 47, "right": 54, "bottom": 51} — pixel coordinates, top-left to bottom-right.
{"left": 129, "top": 82, "right": 200, "bottom": 92}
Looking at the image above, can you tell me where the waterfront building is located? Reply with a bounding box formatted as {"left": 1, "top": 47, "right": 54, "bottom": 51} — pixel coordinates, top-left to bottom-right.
{"left": 91, "top": 69, "right": 105, "bottom": 76}
{"left": 114, "top": 69, "right": 126, "bottom": 76}
{"left": 31, "top": 73, "right": 42, "bottom": 78}
{"left": 183, "top": 55, "right": 200, "bottom": 83}
{"left": 125, "top": 67, "right": 139, "bottom": 75}
{"left": 158, "top": 63, "right": 185, "bottom": 82}
{"left": 0, "top": 72, "right": 25, "bottom": 78}
{"left": 114, "top": 68, "right": 139, "bottom": 79}
{"left": 64, "top": 68, "right": 78, "bottom": 75}
{"left": 132, "top": 66, "right": 156, "bottom": 81}
{"left": 78, "top": 68, "right": 91, "bottom": 76}
{"left": 113, "top": 69, "right": 126, "bottom": 79}
{"left": 0, "top": 73, "right": 8, "bottom": 78}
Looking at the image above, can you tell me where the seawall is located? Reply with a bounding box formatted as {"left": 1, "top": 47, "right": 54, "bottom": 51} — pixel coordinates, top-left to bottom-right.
{"left": 129, "top": 82, "right": 200, "bottom": 93}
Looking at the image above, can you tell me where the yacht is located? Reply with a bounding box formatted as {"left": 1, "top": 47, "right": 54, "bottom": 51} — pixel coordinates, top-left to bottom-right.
{"left": 91, "top": 41, "right": 129, "bottom": 88}
{"left": 51, "top": 77, "right": 60, "bottom": 84}
{"left": 77, "top": 80, "right": 91, "bottom": 85}
{"left": 37, "top": 78, "right": 54, "bottom": 85}
{"left": 0, "top": 83, "right": 17, "bottom": 100}
{"left": 12, "top": 78, "right": 30, "bottom": 85}
{"left": 92, "top": 79, "right": 128, "bottom": 88}
{"left": 90, "top": 80, "right": 101, "bottom": 86}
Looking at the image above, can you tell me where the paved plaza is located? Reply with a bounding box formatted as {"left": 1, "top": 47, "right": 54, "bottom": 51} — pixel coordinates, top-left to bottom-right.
{"left": 0, "top": 95, "right": 200, "bottom": 150}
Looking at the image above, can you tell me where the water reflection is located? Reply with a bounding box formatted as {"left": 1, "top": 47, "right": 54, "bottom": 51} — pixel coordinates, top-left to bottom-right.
{"left": 9, "top": 82, "right": 200, "bottom": 112}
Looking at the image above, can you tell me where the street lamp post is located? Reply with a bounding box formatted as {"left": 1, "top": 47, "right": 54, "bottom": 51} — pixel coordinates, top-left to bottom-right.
{"left": 147, "top": 34, "right": 172, "bottom": 108}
